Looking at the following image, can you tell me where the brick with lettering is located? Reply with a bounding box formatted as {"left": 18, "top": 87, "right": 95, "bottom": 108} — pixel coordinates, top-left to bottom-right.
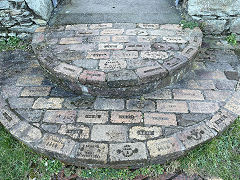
{"left": 65, "top": 24, "right": 88, "bottom": 30}
{"left": 189, "top": 102, "right": 219, "bottom": 113}
{"left": 112, "top": 51, "right": 138, "bottom": 59}
{"left": 163, "top": 37, "right": 187, "bottom": 43}
{"left": 157, "top": 100, "right": 188, "bottom": 113}
{"left": 112, "top": 36, "right": 129, "bottom": 42}
{"left": 137, "top": 23, "right": 159, "bottom": 29}
{"left": 54, "top": 63, "right": 83, "bottom": 79}
{"left": 43, "top": 110, "right": 77, "bottom": 123}
{"left": 89, "top": 23, "right": 112, "bottom": 29}
{"left": 101, "top": 29, "right": 124, "bottom": 35}
{"left": 86, "top": 51, "right": 110, "bottom": 59}
{"left": 173, "top": 89, "right": 204, "bottom": 100}
{"left": 21, "top": 87, "right": 51, "bottom": 97}
{"left": 79, "top": 70, "right": 106, "bottom": 84}
{"left": 141, "top": 51, "right": 168, "bottom": 60}
{"left": 125, "top": 43, "right": 151, "bottom": 51}
{"left": 99, "top": 43, "right": 123, "bottom": 50}
{"left": 77, "top": 110, "right": 108, "bottom": 123}
{"left": 129, "top": 126, "right": 162, "bottom": 140}
{"left": 144, "top": 112, "right": 177, "bottom": 126}
{"left": 99, "top": 59, "right": 127, "bottom": 71}
{"left": 126, "top": 29, "right": 148, "bottom": 36}
{"left": 111, "top": 111, "right": 142, "bottom": 123}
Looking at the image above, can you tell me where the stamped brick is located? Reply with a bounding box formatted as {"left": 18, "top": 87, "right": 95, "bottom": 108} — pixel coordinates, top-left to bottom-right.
{"left": 147, "top": 136, "right": 184, "bottom": 157}
{"left": 163, "top": 37, "right": 187, "bottom": 44}
{"left": 137, "top": 23, "right": 159, "bottom": 29}
{"left": 91, "top": 125, "right": 127, "bottom": 142}
{"left": 54, "top": 63, "right": 83, "bottom": 79}
{"left": 126, "top": 99, "right": 155, "bottom": 112}
{"left": 163, "top": 55, "right": 188, "bottom": 73}
{"left": 107, "top": 70, "right": 138, "bottom": 87}
{"left": 112, "top": 51, "right": 138, "bottom": 59}
{"left": 189, "top": 102, "right": 219, "bottom": 113}
{"left": 16, "top": 76, "right": 44, "bottom": 86}
{"left": 126, "top": 29, "right": 148, "bottom": 36}
{"left": 86, "top": 51, "right": 110, "bottom": 59}
{"left": 125, "top": 43, "right": 151, "bottom": 51}
{"left": 136, "top": 65, "right": 168, "bottom": 82}
{"left": 137, "top": 36, "right": 157, "bottom": 42}
{"left": 173, "top": 89, "right": 204, "bottom": 100}
{"left": 65, "top": 24, "right": 88, "bottom": 30}
{"left": 144, "top": 113, "right": 177, "bottom": 126}
{"left": 99, "top": 59, "right": 127, "bottom": 71}
{"left": 109, "top": 142, "right": 147, "bottom": 162}
{"left": 141, "top": 51, "right": 168, "bottom": 60}
{"left": 89, "top": 23, "right": 112, "bottom": 29}
{"left": 157, "top": 100, "right": 188, "bottom": 113}
{"left": 177, "top": 123, "right": 215, "bottom": 149}
{"left": 204, "top": 90, "right": 232, "bottom": 101}
{"left": 59, "top": 37, "right": 83, "bottom": 44}
{"left": 129, "top": 126, "right": 162, "bottom": 140}
{"left": 160, "top": 24, "right": 182, "bottom": 30}
{"left": 8, "top": 97, "right": 35, "bottom": 109}
{"left": 99, "top": 43, "right": 123, "bottom": 50}
{"left": 94, "top": 98, "right": 124, "bottom": 110}
{"left": 0, "top": 107, "right": 21, "bottom": 129}
{"left": 181, "top": 46, "right": 198, "bottom": 60}
{"left": 38, "top": 134, "right": 75, "bottom": 156}
{"left": 54, "top": 44, "right": 95, "bottom": 52}
{"left": 224, "top": 92, "right": 240, "bottom": 115}
{"left": 33, "top": 98, "right": 64, "bottom": 109}
{"left": 127, "top": 59, "right": 159, "bottom": 69}
{"left": 87, "top": 36, "right": 110, "bottom": 42}
{"left": 79, "top": 70, "right": 106, "bottom": 84}
{"left": 21, "top": 87, "right": 51, "bottom": 97}
{"left": 206, "top": 109, "right": 237, "bottom": 132}
{"left": 112, "top": 36, "right": 129, "bottom": 42}
{"left": 111, "top": 111, "right": 142, "bottom": 123}
{"left": 43, "top": 110, "right": 77, "bottom": 123}
{"left": 149, "top": 30, "right": 175, "bottom": 36}
{"left": 76, "top": 29, "right": 99, "bottom": 36}
{"left": 58, "top": 124, "right": 89, "bottom": 139}
{"left": 75, "top": 142, "right": 108, "bottom": 163}
{"left": 77, "top": 110, "right": 108, "bottom": 123}
{"left": 152, "top": 43, "right": 179, "bottom": 51}
{"left": 101, "top": 29, "right": 124, "bottom": 35}
{"left": 144, "top": 89, "right": 172, "bottom": 100}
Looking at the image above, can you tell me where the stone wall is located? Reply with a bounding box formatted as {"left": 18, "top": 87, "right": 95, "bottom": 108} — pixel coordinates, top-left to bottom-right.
{"left": 0, "top": 0, "right": 55, "bottom": 39}
{"left": 187, "top": 0, "right": 240, "bottom": 37}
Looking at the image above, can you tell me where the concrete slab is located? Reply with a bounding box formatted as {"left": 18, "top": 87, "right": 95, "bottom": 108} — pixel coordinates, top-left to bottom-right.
{"left": 49, "top": 0, "right": 182, "bottom": 25}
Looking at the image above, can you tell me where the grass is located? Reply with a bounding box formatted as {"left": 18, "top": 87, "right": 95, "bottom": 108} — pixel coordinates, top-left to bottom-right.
{"left": 0, "top": 118, "right": 239, "bottom": 180}
{"left": 226, "top": 33, "right": 238, "bottom": 46}
{"left": 0, "top": 37, "right": 30, "bottom": 52}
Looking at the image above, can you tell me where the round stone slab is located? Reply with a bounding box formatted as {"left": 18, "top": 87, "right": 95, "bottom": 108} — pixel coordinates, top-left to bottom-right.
{"left": 1, "top": 48, "right": 239, "bottom": 168}
{"left": 32, "top": 23, "right": 202, "bottom": 97}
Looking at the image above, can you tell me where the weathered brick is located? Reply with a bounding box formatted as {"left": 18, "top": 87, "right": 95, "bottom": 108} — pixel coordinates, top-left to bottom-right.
{"left": 137, "top": 36, "right": 157, "bottom": 42}
{"left": 91, "top": 125, "right": 127, "bottom": 142}
{"left": 35, "top": 27, "right": 46, "bottom": 33}
{"left": 8, "top": 97, "right": 35, "bottom": 109}
{"left": 99, "top": 59, "right": 127, "bottom": 71}
{"left": 21, "top": 87, "right": 51, "bottom": 97}
{"left": 126, "top": 99, "right": 155, "bottom": 112}
{"left": 94, "top": 98, "right": 124, "bottom": 110}
{"left": 215, "top": 80, "right": 237, "bottom": 90}
{"left": 137, "top": 23, "right": 159, "bottom": 29}
{"left": 126, "top": 29, "right": 148, "bottom": 36}
{"left": 65, "top": 24, "right": 88, "bottom": 30}
{"left": 195, "top": 70, "right": 226, "bottom": 80}
{"left": 43, "top": 110, "right": 77, "bottom": 123}
{"left": 86, "top": 51, "right": 110, "bottom": 59}
{"left": 99, "top": 43, "right": 123, "bottom": 50}
{"left": 141, "top": 51, "right": 168, "bottom": 60}
{"left": 189, "top": 102, "right": 219, "bottom": 113}
{"left": 58, "top": 124, "right": 89, "bottom": 139}
{"left": 54, "top": 63, "right": 83, "bottom": 79}
{"left": 33, "top": 98, "right": 64, "bottom": 109}
{"left": 111, "top": 111, "right": 142, "bottom": 123}
{"left": 89, "top": 23, "right": 112, "bottom": 29}
{"left": 157, "top": 100, "right": 188, "bottom": 113}
{"left": 79, "top": 70, "right": 106, "bottom": 84}
{"left": 181, "top": 46, "right": 198, "bottom": 60}
{"left": 144, "top": 89, "right": 172, "bottom": 100}
{"left": 32, "top": 32, "right": 45, "bottom": 44}
{"left": 59, "top": 37, "right": 83, "bottom": 44}
{"left": 163, "top": 37, "right": 187, "bottom": 44}
{"left": 129, "top": 126, "right": 162, "bottom": 140}
{"left": 224, "top": 92, "right": 240, "bottom": 115}
{"left": 107, "top": 70, "right": 138, "bottom": 87}
{"left": 125, "top": 43, "right": 151, "bottom": 51}
{"left": 173, "top": 89, "right": 204, "bottom": 100}
{"left": 112, "top": 51, "right": 138, "bottom": 59}
{"left": 162, "top": 55, "right": 188, "bottom": 73}
{"left": 16, "top": 76, "right": 44, "bottom": 86}
{"left": 152, "top": 43, "right": 179, "bottom": 51}
{"left": 0, "top": 107, "right": 21, "bottom": 129}
{"left": 100, "top": 29, "right": 124, "bottom": 35}
{"left": 144, "top": 112, "right": 177, "bottom": 126}
{"left": 204, "top": 90, "right": 232, "bottom": 101}
{"left": 77, "top": 110, "right": 108, "bottom": 124}
{"left": 112, "top": 36, "right": 129, "bottom": 42}
{"left": 87, "top": 36, "right": 110, "bottom": 42}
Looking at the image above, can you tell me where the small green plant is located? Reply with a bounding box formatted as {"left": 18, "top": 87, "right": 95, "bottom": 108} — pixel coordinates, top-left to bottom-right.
{"left": 226, "top": 33, "right": 238, "bottom": 46}
{"left": 0, "top": 36, "right": 29, "bottom": 51}
{"left": 180, "top": 20, "right": 199, "bottom": 29}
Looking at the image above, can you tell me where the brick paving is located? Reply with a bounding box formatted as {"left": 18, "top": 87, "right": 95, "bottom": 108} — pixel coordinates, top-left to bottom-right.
{"left": 0, "top": 23, "right": 240, "bottom": 168}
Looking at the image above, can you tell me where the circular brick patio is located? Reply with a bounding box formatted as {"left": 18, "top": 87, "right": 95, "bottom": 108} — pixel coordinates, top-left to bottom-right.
{"left": 32, "top": 23, "right": 202, "bottom": 97}
{"left": 0, "top": 25, "right": 239, "bottom": 168}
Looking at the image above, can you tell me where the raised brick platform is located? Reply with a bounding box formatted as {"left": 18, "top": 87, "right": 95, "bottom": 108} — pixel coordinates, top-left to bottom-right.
{"left": 0, "top": 48, "right": 239, "bottom": 168}
{"left": 32, "top": 23, "right": 202, "bottom": 97}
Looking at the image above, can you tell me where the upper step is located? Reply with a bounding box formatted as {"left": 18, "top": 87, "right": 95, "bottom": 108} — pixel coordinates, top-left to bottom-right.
{"left": 32, "top": 23, "right": 202, "bottom": 97}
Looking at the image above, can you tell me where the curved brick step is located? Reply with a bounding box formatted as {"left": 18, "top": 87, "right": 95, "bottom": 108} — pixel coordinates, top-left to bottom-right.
{"left": 1, "top": 48, "right": 239, "bottom": 168}
{"left": 32, "top": 23, "right": 202, "bottom": 97}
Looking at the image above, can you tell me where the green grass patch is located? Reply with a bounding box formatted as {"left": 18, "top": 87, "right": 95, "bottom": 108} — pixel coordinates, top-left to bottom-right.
{"left": 226, "top": 33, "right": 238, "bottom": 46}
{"left": 180, "top": 20, "right": 199, "bottom": 29}
{"left": 0, "top": 37, "right": 30, "bottom": 52}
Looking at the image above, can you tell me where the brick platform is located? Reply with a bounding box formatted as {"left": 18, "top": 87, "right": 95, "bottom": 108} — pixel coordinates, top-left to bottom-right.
{"left": 32, "top": 23, "right": 202, "bottom": 97}
{"left": 0, "top": 47, "right": 239, "bottom": 168}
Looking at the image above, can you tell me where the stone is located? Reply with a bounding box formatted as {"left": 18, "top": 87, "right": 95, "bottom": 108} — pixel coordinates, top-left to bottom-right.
{"left": 141, "top": 51, "right": 168, "bottom": 60}
{"left": 100, "top": 29, "right": 124, "bottom": 35}
{"left": 109, "top": 142, "right": 147, "bottom": 162}
{"left": 111, "top": 111, "right": 142, "bottom": 124}
{"left": 215, "top": 80, "right": 237, "bottom": 90}
{"left": 75, "top": 142, "right": 108, "bottom": 163}
{"left": 163, "top": 55, "right": 188, "bottom": 74}
{"left": 79, "top": 70, "right": 106, "bottom": 84}
{"left": 112, "top": 36, "right": 129, "bottom": 42}
{"left": 125, "top": 43, "right": 151, "bottom": 51}
{"left": 16, "top": 76, "right": 44, "bottom": 86}
{"left": 33, "top": 98, "right": 64, "bottom": 109}
{"left": 203, "top": 20, "right": 227, "bottom": 35}
{"left": 73, "top": 60, "right": 99, "bottom": 69}
{"left": 94, "top": 98, "right": 124, "bottom": 110}
{"left": 173, "top": 89, "right": 204, "bottom": 100}
{"left": 224, "top": 92, "right": 240, "bottom": 115}
{"left": 127, "top": 59, "right": 159, "bottom": 69}
{"left": 54, "top": 63, "right": 83, "bottom": 79}
{"left": 137, "top": 24, "right": 160, "bottom": 29}
{"left": 86, "top": 51, "right": 110, "bottom": 59}
{"left": 189, "top": 102, "right": 219, "bottom": 113}
{"left": 0, "top": 1, "right": 9, "bottom": 9}
{"left": 112, "top": 51, "right": 138, "bottom": 59}
{"left": 157, "top": 101, "right": 188, "bottom": 113}
{"left": 41, "top": 124, "right": 60, "bottom": 133}
{"left": 77, "top": 110, "right": 108, "bottom": 124}
{"left": 91, "top": 125, "right": 127, "bottom": 142}
{"left": 8, "top": 97, "right": 35, "bottom": 109}
{"left": 16, "top": 110, "right": 44, "bottom": 122}
{"left": 59, "top": 37, "right": 83, "bottom": 44}
{"left": 25, "top": 0, "right": 53, "bottom": 20}
{"left": 10, "top": 121, "right": 42, "bottom": 143}
{"left": 230, "top": 17, "right": 240, "bottom": 34}
{"left": 163, "top": 37, "right": 187, "bottom": 44}
{"left": 89, "top": 23, "right": 113, "bottom": 29}
{"left": 144, "top": 113, "right": 177, "bottom": 126}
{"left": 0, "top": 107, "right": 21, "bottom": 129}
{"left": 178, "top": 113, "right": 211, "bottom": 127}
{"left": 206, "top": 109, "right": 237, "bottom": 132}
{"left": 144, "top": 89, "right": 172, "bottom": 100}
{"left": 58, "top": 124, "right": 89, "bottom": 139}
{"left": 177, "top": 123, "right": 215, "bottom": 149}
{"left": 98, "top": 43, "right": 123, "bottom": 50}
{"left": 147, "top": 136, "right": 184, "bottom": 158}
{"left": 99, "top": 60, "right": 127, "bottom": 71}
{"left": 129, "top": 126, "right": 162, "bottom": 140}
{"left": 181, "top": 46, "right": 198, "bottom": 60}
{"left": 43, "top": 110, "right": 77, "bottom": 124}
{"left": 126, "top": 99, "right": 155, "bottom": 112}
{"left": 204, "top": 90, "right": 232, "bottom": 101}
{"left": 20, "top": 86, "right": 51, "bottom": 97}
{"left": 38, "top": 134, "right": 76, "bottom": 156}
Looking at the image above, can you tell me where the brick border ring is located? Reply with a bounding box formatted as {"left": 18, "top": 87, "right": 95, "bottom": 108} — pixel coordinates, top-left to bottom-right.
{"left": 32, "top": 24, "right": 202, "bottom": 97}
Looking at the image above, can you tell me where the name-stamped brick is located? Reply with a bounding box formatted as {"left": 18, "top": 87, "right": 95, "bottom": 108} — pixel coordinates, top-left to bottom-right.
{"left": 112, "top": 36, "right": 129, "bottom": 42}
{"left": 99, "top": 59, "right": 127, "bottom": 71}
{"left": 136, "top": 65, "right": 167, "bottom": 82}
{"left": 129, "top": 126, "right": 162, "bottom": 140}
{"left": 99, "top": 43, "right": 123, "bottom": 50}
{"left": 111, "top": 111, "right": 142, "bottom": 123}
{"left": 54, "top": 63, "right": 83, "bottom": 79}
{"left": 86, "top": 51, "right": 110, "bottom": 59}
{"left": 77, "top": 110, "right": 108, "bottom": 124}
{"left": 125, "top": 43, "right": 151, "bottom": 51}
{"left": 141, "top": 51, "right": 168, "bottom": 60}
{"left": 112, "top": 51, "right": 138, "bottom": 59}
{"left": 157, "top": 100, "right": 188, "bottom": 113}
{"left": 79, "top": 70, "right": 106, "bottom": 84}
{"left": 173, "top": 89, "right": 204, "bottom": 100}
{"left": 43, "top": 110, "right": 77, "bottom": 124}
{"left": 144, "top": 112, "right": 177, "bottom": 126}
{"left": 100, "top": 29, "right": 124, "bottom": 35}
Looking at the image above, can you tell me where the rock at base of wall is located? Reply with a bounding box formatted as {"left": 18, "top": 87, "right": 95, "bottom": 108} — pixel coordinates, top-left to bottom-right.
{"left": 230, "top": 17, "right": 240, "bottom": 34}
{"left": 202, "top": 20, "right": 227, "bottom": 35}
